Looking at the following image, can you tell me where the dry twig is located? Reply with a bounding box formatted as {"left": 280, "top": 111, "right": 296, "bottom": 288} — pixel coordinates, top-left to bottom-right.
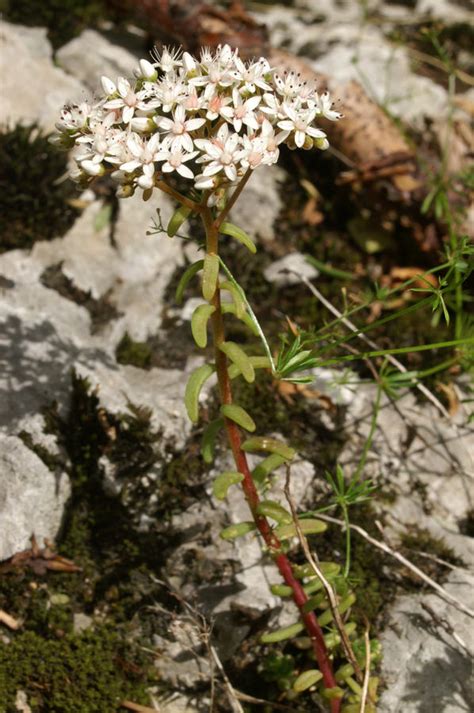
{"left": 359, "top": 623, "right": 371, "bottom": 713}
{"left": 316, "top": 514, "right": 474, "bottom": 619}
{"left": 0, "top": 609, "right": 21, "bottom": 630}
{"left": 283, "top": 467, "right": 363, "bottom": 684}
{"left": 296, "top": 273, "right": 450, "bottom": 418}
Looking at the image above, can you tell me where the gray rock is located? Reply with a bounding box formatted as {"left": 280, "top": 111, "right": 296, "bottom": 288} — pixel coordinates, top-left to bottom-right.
{"left": 229, "top": 164, "right": 286, "bottom": 243}
{"left": 263, "top": 252, "right": 319, "bottom": 286}
{"left": 56, "top": 29, "right": 139, "bottom": 93}
{"left": 0, "top": 21, "right": 85, "bottom": 131}
{"left": 0, "top": 435, "right": 70, "bottom": 561}
{"left": 379, "top": 568, "right": 474, "bottom": 713}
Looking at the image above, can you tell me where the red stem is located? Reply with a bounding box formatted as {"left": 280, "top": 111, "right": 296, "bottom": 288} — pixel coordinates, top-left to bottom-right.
{"left": 203, "top": 208, "right": 340, "bottom": 712}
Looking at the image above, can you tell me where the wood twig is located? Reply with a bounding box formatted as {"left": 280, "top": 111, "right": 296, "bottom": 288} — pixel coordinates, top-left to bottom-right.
{"left": 210, "top": 646, "right": 245, "bottom": 713}
{"left": 0, "top": 609, "right": 21, "bottom": 630}
{"left": 316, "top": 513, "right": 474, "bottom": 618}
{"left": 359, "top": 622, "right": 371, "bottom": 713}
{"left": 121, "top": 701, "right": 158, "bottom": 713}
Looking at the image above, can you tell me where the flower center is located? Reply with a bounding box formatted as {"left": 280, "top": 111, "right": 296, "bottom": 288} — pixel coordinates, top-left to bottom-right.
{"left": 125, "top": 92, "right": 137, "bottom": 107}
{"left": 220, "top": 152, "right": 233, "bottom": 165}
{"left": 295, "top": 119, "right": 307, "bottom": 132}
{"left": 170, "top": 153, "right": 182, "bottom": 168}
{"left": 172, "top": 122, "right": 185, "bottom": 135}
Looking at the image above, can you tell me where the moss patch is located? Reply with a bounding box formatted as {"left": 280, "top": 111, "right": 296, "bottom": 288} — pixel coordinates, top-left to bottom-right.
{"left": 0, "top": 628, "right": 151, "bottom": 712}
{"left": 0, "top": 125, "right": 80, "bottom": 252}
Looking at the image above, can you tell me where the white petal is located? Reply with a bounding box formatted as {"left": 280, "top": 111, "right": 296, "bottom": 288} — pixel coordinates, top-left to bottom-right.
{"left": 121, "top": 160, "right": 142, "bottom": 172}
{"left": 177, "top": 164, "right": 194, "bottom": 179}
{"left": 185, "top": 118, "right": 206, "bottom": 131}
{"left": 122, "top": 106, "right": 135, "bottom": 123}
{"left": 117, "top": 77, "right": 130, "bottom": 98}
{"left": 101, "top": 76, "right": 116, "bottom": 95}
{"left": 224, "top": 165, "right": 237, "bottom": 182}
{"left": 295, "top": 131, "right": 305, "bottom": 148}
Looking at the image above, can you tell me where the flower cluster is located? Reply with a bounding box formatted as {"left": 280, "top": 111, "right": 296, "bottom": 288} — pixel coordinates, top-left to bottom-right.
{"left": 54, "top": 44, "right": 342, "bottom": 199}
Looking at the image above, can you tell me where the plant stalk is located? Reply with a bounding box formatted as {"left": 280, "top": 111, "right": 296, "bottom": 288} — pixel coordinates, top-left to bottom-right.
{"left": 202, "top": 206, "right": 340, "bottom": 712}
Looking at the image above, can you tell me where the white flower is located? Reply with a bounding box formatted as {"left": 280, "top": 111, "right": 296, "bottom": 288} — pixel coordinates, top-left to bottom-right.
{"left": 76, "top": 111, "right": 119, "bottom": 164}
{"left": 195, "top": 124, "right": 242, "bottom": 182}
{"left": 155, "top": 104, "right": 205, "bottom": 152}
{"left": 230, "top": 56, "right": 273, "bottom": 93}
{"left": 120, "top": 132, "right": 162, "bottom": 184}
{"left": 103, "top": 77, "right": 150, "bottom": 123}
{"left": 220, "top": 88, "right": 261, "bottom": 132}
{"left": 56, "top": 102, "right": 91, "bottom": 133}
{"left": 152, "top": 46, "right": 182, "bottom": 74}
{"left": 192, "top": 45, "right": 235, "bottom": 99}
{"left": 155, "top": 147, "right": 199, "bottom": 179}
{"left": 273, "top": 71, "right": 306, "bottom": 101}
{"left": 205, "top": 92, "right": 232, "bottom": 121}
{"left": 277, "top": 105, "right": 327, "bottom": 148}
{"left": 313, "top": 91, "right": 343, "bottom": 121}
{"left": 154, "top": 73, "right": 187, "bottom": 113}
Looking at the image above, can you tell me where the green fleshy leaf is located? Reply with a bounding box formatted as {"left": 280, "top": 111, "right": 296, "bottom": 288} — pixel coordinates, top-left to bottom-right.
{"left": 213, "top": 471, "right": 244, "bottom": 500}
{"left": 252, "top": 453, "right": 286, "bottom": 484}
{"left": 201, "top": 418, "right": 224, "bottom": 464}
{"left": 261, "top": 622, "right": 304, "bottom": 643}
{"left": 220, "top": 521, "right": 256, "bottom": 540}
{"left": 220, "top": 221, "right": 257, "bottom": 254}
{"left": 275, "top": 518, "right": 327, "bottom": 540}
{"left": 293, "top": 669, "right": 323, "bottom": 692}
{"left": 321, "top": 686, "right": 345, "bottom": 700}
{"left": 270, "top": 583, "right": 293, "bottom": 597}
{"left": 241, "top": 437, "right": 295, "bottom": 461}
{"left": 175, "top": 260, "right": 204, "bottom": 304}
{"left": 256, "top": 499, "right": 293, "bottom": 525}
{"left": 184, "top": 364, "right": 215, "bottom": 423}
{"left": 294, "top": 562, "right": 341, "bottom": 579}
{"left": 219, "top": 341, "right": 255, "bottom": 383}
{"left": 191, "top": 304, "right": 215, "bottom": 348}
{"left": 220, "top": 404, "right": 256, "bottom": 432}
{"left": 220, "top": 280, "right": 246, "bottom": 318}
{"left": 202, "top": 252, "right": 220, "bottom": 301}
{"left": 318, "top": 593, "right": 356, "bottom": 627}
{"left": 167, "top": 204, "right": 191, "bottom": 237}
{"left": 335, "top": 664, "right": 355, "bottom": 682}
{"left": 228, "top": 356, "right": 271, "bottom": 380}
{"left": 221, "top": 303, "right": 259, "bottom": 336}
{"left": 301, "top": 592, "right": 326, "bottom": 614}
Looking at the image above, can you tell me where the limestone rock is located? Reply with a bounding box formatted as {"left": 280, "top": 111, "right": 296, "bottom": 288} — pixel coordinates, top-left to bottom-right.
{"left": 56, "top": 29, "right": 139, "bottom": 93}
{"left": 0, "top": 435, "right": 70, "bottom": 561}
{"left": 229, "top": 164, "right": 286, "bottom": 243}
{"left": 0, "top": 21, "right": 85, "bottom": 131}
{"left": 379, "top": 568, "right": 474, "bottom": 713}
{"left": 263, "top": 252, "right": 319, "bottom": 286}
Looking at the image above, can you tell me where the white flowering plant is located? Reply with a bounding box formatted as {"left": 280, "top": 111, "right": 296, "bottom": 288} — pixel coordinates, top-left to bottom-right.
{"left": 55, "top": 44, "right": 379, "bottom": 712}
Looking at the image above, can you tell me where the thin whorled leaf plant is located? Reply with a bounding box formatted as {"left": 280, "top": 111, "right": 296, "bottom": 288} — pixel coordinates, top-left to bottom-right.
{"left": 54, "top": 44, "right": 379, "bottom": 711}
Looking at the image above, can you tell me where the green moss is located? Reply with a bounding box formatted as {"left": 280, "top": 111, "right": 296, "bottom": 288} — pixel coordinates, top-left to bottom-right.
{"left": 17, "top": 430, "right": 61, "bottom": 472}
{"left": 116, "top": 333, "right": 153, "bottom": 369}
{"left": 0, "top": 627, "right": 151, "bottom": 712}
{"left": 400, "top": 525, "right": 463, "bottom": 570}
{"left": 0, "top": 125, "right": 80, "bottom": 252}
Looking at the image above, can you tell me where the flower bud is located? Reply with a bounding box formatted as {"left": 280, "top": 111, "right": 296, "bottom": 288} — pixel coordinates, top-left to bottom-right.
{"left": 314, "top": 137, "right": 329, "bottom": 150}
{"left": 182, "top": 52, "right": 196, "bottom": 74}
{"left": 139, "top": 59, "right": 157, "bottom": 81}
{"left": 100, "top": 76, "right": 116, "bottom": 95}
{"left": 130, "top": 117, "right": 155, "bottom": 133}
{"left": 81, "top": 160, "right": 105, "bottom": 177}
